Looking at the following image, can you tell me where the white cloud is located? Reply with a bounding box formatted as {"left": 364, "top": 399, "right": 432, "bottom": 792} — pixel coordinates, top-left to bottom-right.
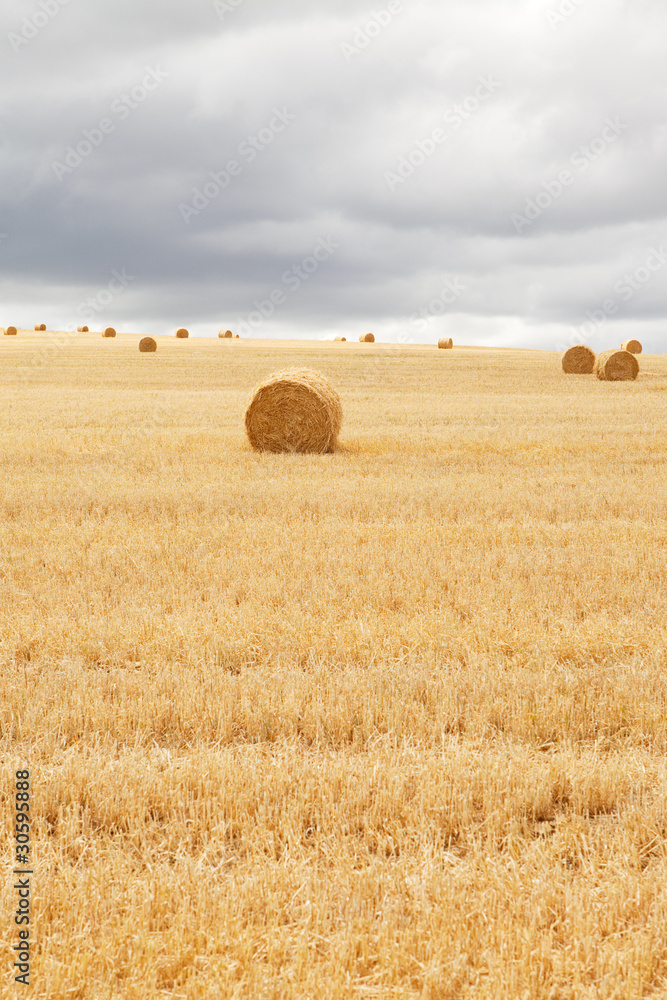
{"left": 1, "top": 0, "right": 666, "bottom": 350}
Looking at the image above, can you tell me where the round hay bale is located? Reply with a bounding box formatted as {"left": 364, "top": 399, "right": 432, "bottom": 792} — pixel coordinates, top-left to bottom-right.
{"left": 175, "top": 328, "right": 189, "bottom": 338}
{"left": 334, "top": 336, "right": 347, "bottom": 342}
{"left": 595, "top": 349, "right": 639, "bottom": 381}
{"left": 219, "top": 329, "right": 233, "bottom": 338}
{"left": 35, "top": 323, "right": 46, "bottom": 331}
{"left": 562, "top": 345, "right": 595, "bottom": 374}
{"left": 359, "top": 332, "right": 375, "bottom": 343}
{"left": 103, "top": 327, "right": 116, "bottom": 338}
{"left": 621, "top": 339, "right": 642, "bottom": 354}
{"left": 139, "top": 337, "right": 157, "bottom": 353}
{"left": 77, "top": 325, "right": 89, "bottom": 333}
{"left": 245, "top": 368, "right": 342, "bottom": 454}
{"left": 235, "top": 334, "right": 240, "bottom": 338}
{"left": 438, "top": 338, "right": 453, "bottom": 349}
{"left": 4, "top": 326, "right": 17, "bottom": 336}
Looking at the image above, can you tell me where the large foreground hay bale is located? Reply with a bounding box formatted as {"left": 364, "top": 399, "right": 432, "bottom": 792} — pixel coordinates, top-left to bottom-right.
{"left": 438, "top": 338, "right": 453, "bottom": 349}
{"left": 621, "top": 339, "right": 642, "bottom": 354}
{"left": 77, "top": 326, "right": 89, "bottom": 332}
{"left": 562, "top": 345, "right": 595, "bottom": 374}
{"left": 245, "top": 368, "right": 342, "bottom": 454}
{"left": 175, "top": 328, "right": 189, "bottom": 338}
{"left": 4, "top": 326, "right": 17, "bottom": 336}
{"left": 219, "top": 330, "right": 233, "bottom": 338}
{"left": 139, "top": 337, "right": 157, "bottom": 353}
{"left": 359, "top": 332, "right": 375, "bottom": 343}
{"left": 595, "top": 349, "right": 639, "bottom": 381}
{"left": 103, "top": 327, "right": 116, "bottom": 338}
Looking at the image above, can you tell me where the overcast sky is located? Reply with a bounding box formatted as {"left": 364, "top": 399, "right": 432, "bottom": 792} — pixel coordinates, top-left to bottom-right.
{"left": 1, "top": 0, "right": 666, "bottom": 349}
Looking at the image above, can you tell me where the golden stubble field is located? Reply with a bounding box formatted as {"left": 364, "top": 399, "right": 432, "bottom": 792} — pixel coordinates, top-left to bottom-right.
{"left": 2, "top": 330, "right": 667, "bottom": 999}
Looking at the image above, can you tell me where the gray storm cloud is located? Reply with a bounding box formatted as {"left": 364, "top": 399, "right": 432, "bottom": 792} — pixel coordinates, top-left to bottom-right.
{"left": 0, "top": 0, "right": 666, "bottom": 350}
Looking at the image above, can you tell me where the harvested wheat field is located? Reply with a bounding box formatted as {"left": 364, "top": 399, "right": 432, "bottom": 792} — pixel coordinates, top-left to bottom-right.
{"left": 1, "top": 331, "right": 667, "bottom": 998}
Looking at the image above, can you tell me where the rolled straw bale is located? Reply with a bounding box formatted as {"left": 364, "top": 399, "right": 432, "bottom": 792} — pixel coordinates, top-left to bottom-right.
{"left": 621, "top": 339, "right": 642, "bottom": 354}
{"left": 245, "top": 368, "right": 342, "bottom": 454}
{"left": 175, "top": 328, "right": 189, "bottom": 338}
{"left": 562, "top": 345, "right": 595, "bottom": 374}
{"left": 359, "top": 332, "right": 375, "bottom": 343}
{"left": 4, "top": 326, "right": 17, "bottom": 335}
{"left": 139, "top": 337, "right": 157, "bottom": 353}
{"left": 103, "top": 327, "right": 116, "bottom": 338}
{"left": 235, "top": 334, "right": 240, "bottom": 338}
{"left": 438, "top": 338, "right": 453, "bottom": 349}
{"left": 219, "top": 330, "right": 233, "bottom": 338}
{"left": 77, "top": 326, "right": 89, "bottom": 332}
{"left": 594, "top": 349, "right": 639, "bottom": 381}
{"left": 35, "top": 323, "right": 46, "bottom": 331}
{"left": 334, "top": 336, "right": 347, "bottom": 342}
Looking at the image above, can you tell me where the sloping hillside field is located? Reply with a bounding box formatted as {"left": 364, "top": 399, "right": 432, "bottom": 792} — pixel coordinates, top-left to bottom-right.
{"left": 2, "top": 331, "right": 667, "bottom": 998}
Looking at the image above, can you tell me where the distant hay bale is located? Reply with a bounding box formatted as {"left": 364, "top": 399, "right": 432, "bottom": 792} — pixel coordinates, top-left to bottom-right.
{"left": 103, "top": 327, "right": 116, "bottom": 338}
{"left": 334, "top": 336, "right": 347, "bottom": 342}
{"left": 359, "top": 332, "right": 375, "bottom": 343}
{"left": 4, "top": 326, "right": 17, "bottom": 336}
{"left": 139, "top": 337, "right": 157, "bottom": 353}
{"left": 77, "top": 326, "right": 89, "bottom": 332}
{"left": 175, "top": 328, "right": 189, "bottom": 338}
{"left": 35, "top": 323, "right": 46, "bottom": 331}
{"left": 219, "top": 330, "right": 233, "bottom": 338}
{"left": 621, "top": 339, "right": 642, "bottom": 354}
{"left": 595, "top": 349, "right": 639, "bottom": 381}
{"left": 235, "top": 334, "right": 240, "bottom": 338}
{"left": 245, "top": 368, "right": 342, "bottom": 454}
{"left": 562, "top": 345, "right": 595, "bottom": 374}
{"left": 438, "top": 338, "right": 453, "bottom": 349}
